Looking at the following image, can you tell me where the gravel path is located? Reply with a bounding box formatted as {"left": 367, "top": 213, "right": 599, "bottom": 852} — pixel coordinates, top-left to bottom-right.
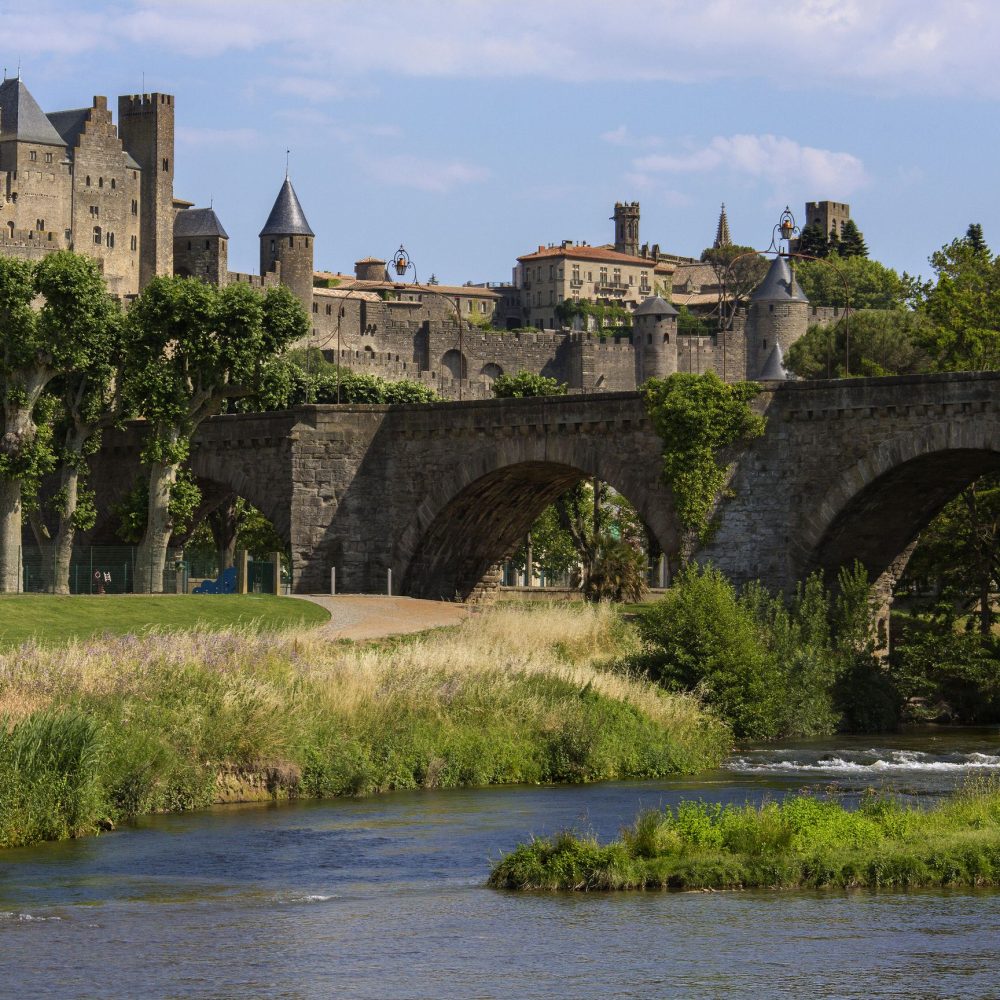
{"left": 291, "top": 595, "right": 469, "bottom": 641}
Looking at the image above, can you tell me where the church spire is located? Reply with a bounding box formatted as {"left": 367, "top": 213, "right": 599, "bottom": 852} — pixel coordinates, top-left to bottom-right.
{"left": 713, "top": 202, "right": 732, "bottom": 249}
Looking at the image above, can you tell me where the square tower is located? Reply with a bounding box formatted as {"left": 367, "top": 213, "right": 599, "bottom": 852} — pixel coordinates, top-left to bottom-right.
{"left": 804, "top": 201, "right": 850, "bottom": 242}
{"left": 118, "top": 92, "right": 174, "bottom": 288}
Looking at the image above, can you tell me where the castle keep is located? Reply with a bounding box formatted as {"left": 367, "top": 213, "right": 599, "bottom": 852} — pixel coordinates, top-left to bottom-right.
{"left": 2, "top": 77, "right": 820, "bottom": 397}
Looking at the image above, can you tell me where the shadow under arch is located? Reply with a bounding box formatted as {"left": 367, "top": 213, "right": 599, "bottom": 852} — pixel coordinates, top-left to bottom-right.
{"left": 399, "top": 459, "right": 676, "bottom": 601}
{"left": 801, "top": 443, "right": 1000, "bottom": 587}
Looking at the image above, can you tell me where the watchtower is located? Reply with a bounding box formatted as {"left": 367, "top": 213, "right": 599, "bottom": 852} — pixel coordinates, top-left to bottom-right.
{"left": 748, "top": 256, "right": 808, "bottom": 379}
{"left": 118, "top": 92, "right": 175, "bottom": 288}
{"left": 173, "top": 207, "right": 228, "bottom": 286}
{"left": 612, "top": 201, "right": 640, "bottom": 257}
{"left": 633, "top": 295, "right": 678, "bottom": 384}
{"left": 259, "top": 176, "right": 315, "bottom": 314}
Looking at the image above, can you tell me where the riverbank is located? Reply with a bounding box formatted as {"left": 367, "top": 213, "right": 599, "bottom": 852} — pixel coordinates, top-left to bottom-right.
{"left": 0, "top": 603, "right": 729, "bottom": 849}
{"left": 488, "top": 781, "right": 1000, "bottom": 891}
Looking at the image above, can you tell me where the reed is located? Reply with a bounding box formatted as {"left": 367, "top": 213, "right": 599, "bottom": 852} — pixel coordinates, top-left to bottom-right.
{"left": 0, "top": 604, "right": 730, "bottom": 848}
{"left": 488, "top": 780, "right": 1000, "bottom": 891}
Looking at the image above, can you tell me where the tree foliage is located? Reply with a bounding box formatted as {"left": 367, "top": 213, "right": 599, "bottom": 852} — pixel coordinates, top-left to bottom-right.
{"left": 699, "top": 245, "right": 769, "bottom": 330}
{"left": 785, "top": 310, "right": 933, "bottom": 379}
{"left": 642, "top": 373, "right": 765, "bottom": 544}
{"left": 837, "top": 220, "right": 869, "bottom": 258}
{"left": 491, "top": 370, "right": 567, "bottom": 398}
{"left": 792, "top": 252, "right": 908, "bottom": 310}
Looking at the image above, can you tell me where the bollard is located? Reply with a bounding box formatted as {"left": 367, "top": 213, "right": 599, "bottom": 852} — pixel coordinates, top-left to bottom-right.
{"left": 330, "top": 566, "right": 336, "bottom": 596}
{"left": 387, "top": 568, "right": 392, "bottom": 596}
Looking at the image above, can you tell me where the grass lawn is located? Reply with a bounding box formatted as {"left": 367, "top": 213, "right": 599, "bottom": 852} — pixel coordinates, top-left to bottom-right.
{"left": 0, "top": 594, "right": 330, "bottom": 648}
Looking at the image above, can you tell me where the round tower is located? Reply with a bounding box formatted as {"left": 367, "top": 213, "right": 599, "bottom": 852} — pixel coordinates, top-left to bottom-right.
{"left": 259, "top": 176, "right": 315, "bottom": 313}
{"left": 747, "top": 256, "right": 808, "bottom": 379}
{"left": 633, "top": 295, "right": 678, "bottom": 384}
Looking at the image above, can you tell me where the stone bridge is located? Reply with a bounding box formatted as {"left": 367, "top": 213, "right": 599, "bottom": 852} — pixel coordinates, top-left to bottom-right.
{"left": 89, "top": 372, "right": 1000, "bottom": 600}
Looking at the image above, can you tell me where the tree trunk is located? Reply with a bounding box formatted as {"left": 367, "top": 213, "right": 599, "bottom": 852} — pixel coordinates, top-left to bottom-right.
{"left": 208, "top": 496, "right": 240, "bottom": 574}
{"left": 27, "top": 510, "right": 53, "bottom": 593}
{"left": 51, "top": 463, "right": 82, "bottom": 596}
{"left": 134, "top": 461, "right": 177, "bottom": 594}
{"left": 0, "top": 478, "right": 23, "bottom": 593}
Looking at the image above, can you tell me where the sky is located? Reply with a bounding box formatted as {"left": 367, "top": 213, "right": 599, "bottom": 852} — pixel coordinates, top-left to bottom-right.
{"left": 3, "top": 0, "right": 998, "bottom": 285}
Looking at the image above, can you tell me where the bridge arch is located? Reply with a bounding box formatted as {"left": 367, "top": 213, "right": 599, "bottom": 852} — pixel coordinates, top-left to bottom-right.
{"left": 797, "top": 420, "right": 1000, "bottom": 587}
{"left": 395, "top": 435, "right": 678, "bottom": 600}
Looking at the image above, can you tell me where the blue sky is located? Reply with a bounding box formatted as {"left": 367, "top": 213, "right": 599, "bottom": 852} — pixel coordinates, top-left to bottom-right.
{"left": 4, "top": 0, "right": 997, "bottom": 284}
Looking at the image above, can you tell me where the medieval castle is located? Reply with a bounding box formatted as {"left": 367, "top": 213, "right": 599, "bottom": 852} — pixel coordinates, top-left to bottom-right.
{"left": 1, "top": 78, "right": 844, "bottom": 398}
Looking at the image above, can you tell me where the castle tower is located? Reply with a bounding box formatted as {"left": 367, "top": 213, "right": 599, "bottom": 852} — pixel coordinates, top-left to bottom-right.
{"left": 173, "top": 207, "right": 229, "bottom": 286}
{"left": 118, "top": 92, "right": 175, "bottom": 288}
{"left": 713, "top": 203, "right": 732, "bottom": 249}
{"left": 612, "top": 201, "right": 640, "bottom": 257}
{"left": 747, "top": 256, "right": 808, "bottom": 379}
{"left": 633, "top": 295, "right": 678, "bottom": 384}
{"left": 259, "top": 176, "right": 314, "bottom": 313}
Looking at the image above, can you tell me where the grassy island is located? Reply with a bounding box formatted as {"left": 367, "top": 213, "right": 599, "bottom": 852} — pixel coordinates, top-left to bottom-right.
{"left": 488, "top": 784, "right": 1000, "bottom": 891}
{"left": 0, "top": 604, "right": 729, "bottom": 849}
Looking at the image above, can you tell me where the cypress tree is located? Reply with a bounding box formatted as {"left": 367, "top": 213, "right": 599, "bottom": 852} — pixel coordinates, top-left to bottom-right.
{"left": 796, "top": 223, "right": 828, "bottom": 259}
{"left": 965, "top": 223, "right": 987, "bottom": 254}
{"left": 827, "top": 223, "right": 841, "bottom": 256}
{"left": 838, "top": 219, "right": 869, "bottom": 258}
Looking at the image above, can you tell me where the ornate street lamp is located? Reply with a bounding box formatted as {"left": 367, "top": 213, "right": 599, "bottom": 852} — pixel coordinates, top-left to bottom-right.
{"left": 392, "top": 244, "right": 413, "bottom": 280}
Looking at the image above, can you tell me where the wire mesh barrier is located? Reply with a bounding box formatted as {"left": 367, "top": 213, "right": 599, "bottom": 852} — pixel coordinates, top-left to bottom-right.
{"left": 18, "top": 547, "right": 279, "bottom": 595}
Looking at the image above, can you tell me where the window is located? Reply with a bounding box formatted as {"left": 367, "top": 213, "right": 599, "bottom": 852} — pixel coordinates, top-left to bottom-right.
{"left": 288, "top": 236, "right": 294, "bottom": 248}
{"left": 312, "top": 303, "right": 318, "bottom": 313}
{"left": 162, "top": 158, "right": 169, "bottom": 172}
{"left": 325, "top": 304, "right": 332, "bottom": 315}
{"left": 110, "top": 178, "right": 115, "bottom": 189}
{"left": 29, "top": 150, "right": 36, "bottom": 161}
{"left": 187, "top": 241, "right": 192, "bottom": 250}
{"left": 130, "top": 235, "right": 137, "bottom": 251}
{"left": 270, "top": 239, "right": 275, "bottom": 253}
{"left": 106, "top": 232, "right": 114, "bottom": 248}
{"left": 205, "top": 240, "right": 210, "bottom": 249}
{"left": 90, "top": 205, "right": 99, "bottom": 217}
{"left": 86, "top": 176, "right": 91, "bottom": 186}
{"left": 93, "top": 226, "right": 101, "bottom": 245}
{"left": 98, "top": 177, "right": 104, "bottom": 188}
{"left": 36, "top": 219, "right": 44, "bottom": 231}
{"left": 131, "top": 199, "right": 138, "bottom": 215}
{"left": 44, "top": 152, "right": 52, "bottom": 164}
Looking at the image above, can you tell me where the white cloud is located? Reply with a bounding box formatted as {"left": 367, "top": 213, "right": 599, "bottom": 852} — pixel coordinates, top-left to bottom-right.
{"left": 366, "top": 154, "right": 491, "bottom": 193}
{"left": 7, "top": 0, "right": 1000, "bottom": 98}
{"left": 635, "top": 134, "right": 868, "bottom": 196}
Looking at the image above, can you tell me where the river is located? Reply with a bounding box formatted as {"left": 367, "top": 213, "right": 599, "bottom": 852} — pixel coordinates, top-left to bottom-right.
{"left": 2, "top": 728, "right": 999, "bottom": 999}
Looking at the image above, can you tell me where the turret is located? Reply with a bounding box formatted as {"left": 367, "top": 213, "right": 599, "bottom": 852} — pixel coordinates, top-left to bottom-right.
{"left": 173, "top": 206, "right": 228, "bottom": 285}
{"left": 747, "top": 256, "right": 808, "bottom": 379}
{"left": 633, "top": 295, "right": 678, "bottom": 384}
{"left": 259, "top": 176, "right": 314, "bottom": 313}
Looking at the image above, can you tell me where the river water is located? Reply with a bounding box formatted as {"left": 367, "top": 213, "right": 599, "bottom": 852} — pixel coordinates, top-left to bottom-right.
{"left": 2, "top": 728, "right": 1000, "bottom": 999}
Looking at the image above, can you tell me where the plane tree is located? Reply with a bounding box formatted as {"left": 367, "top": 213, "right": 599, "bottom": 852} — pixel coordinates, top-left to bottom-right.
{"left": 123, "top": 277, "right": 307, "bottom": 592}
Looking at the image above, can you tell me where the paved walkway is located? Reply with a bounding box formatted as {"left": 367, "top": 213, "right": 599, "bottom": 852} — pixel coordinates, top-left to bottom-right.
{"left": 292, "top": 594, "right": 469, "bottom": 641}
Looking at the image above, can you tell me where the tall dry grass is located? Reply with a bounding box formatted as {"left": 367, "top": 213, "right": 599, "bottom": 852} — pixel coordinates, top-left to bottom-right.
{"left": 0, "top": 603, "right": 730, "bottom": 848}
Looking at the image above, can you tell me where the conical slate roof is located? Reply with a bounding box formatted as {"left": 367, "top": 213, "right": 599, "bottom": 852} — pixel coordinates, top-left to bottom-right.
{"left": 259, "top": 177, "right": 314, "bottom": 237}
{"left": 0, "top": 78, "right": 66, "bottom": 146}
{"left": 751, "top": 255, "right": 809, "bottom": 304}
{"left": 758, "top": 342, "right": 791, "bottom": 381}
{"left": 174, "top": 207, "right": 230, "bottom": 239}
{"left": 634, "top": 294, "right": 678, "bottom": 317}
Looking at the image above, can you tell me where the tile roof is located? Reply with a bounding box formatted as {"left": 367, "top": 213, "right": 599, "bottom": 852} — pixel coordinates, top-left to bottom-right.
{"left": 173, "top": 207, "right": 229, "bottom": 239}
{"left": 518, "top": 244, "right": 656, "bottom": 267}
{"left": 0, "top": 78, "right": 67, "bottom": 146}
{"left": 259, "top": 177, "right": 314, "bottom": 237}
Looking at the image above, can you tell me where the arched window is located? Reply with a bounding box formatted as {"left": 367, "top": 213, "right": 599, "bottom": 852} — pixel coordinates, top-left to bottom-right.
{"left": 98, "top": 177, "right": 103, "bottom": 189}
{"left": 111, "top": 178, "right": 116, "bottom": 189}
{"left": 86, "top": 176, "right": 91, "bottom": 186}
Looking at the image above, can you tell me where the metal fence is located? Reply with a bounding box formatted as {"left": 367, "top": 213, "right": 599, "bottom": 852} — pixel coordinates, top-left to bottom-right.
{"left": 19, "top": 546, "right": 279, "bottom": 595}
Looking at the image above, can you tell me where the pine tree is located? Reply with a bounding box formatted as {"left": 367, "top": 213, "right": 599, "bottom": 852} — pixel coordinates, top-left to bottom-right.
{"left": 965, "top": 223, "right": 987, "bottom": 254}
{"left": 838, "top": 219, "right": 869, "bottom": 258}
{"left": 796, "top": 223, "right": 828, "bottom": 259}
{"left": 827, "top": 223, "right": 841, "bottom": 256}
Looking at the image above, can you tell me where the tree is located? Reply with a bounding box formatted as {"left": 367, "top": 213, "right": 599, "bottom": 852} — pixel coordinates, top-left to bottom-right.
{"left": 966, "top": 223, "right": 987, "bottom": 254}
{"left": 838, "top": 220, "right": 869, "bottom": 259}
{"left": 796, "top": 223, "right": 828, "bottom": 259}
{"left": 912, "top": 235, "right": 1000, "bottom": 370}
{"left": 123, "top": 278, "right": 307, "bottom": 592}
{"left": 827, "top": 223, "right": 841, "bottom": 256}
{"left": 792, "top": 253, "right": 907, "bottom": 310}
{"left": 785, "top": 310, "right": 932, "bottom": 379}
{"left": 900, "top": 475, "right": 1000, "bottom": 637}
{"left": 699, "top": 245, "right": 769, "bottom": 331}
{"left": 491, "top": 370, "right": 567, "bottom": 398}
{"left": 0, "top": 253, "right": 120, "bottom": 592}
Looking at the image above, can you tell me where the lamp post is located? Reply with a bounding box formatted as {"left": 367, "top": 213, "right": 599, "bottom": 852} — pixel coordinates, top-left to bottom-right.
{"left": 392, "top": 244, "right": 468, "bottom": 401}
